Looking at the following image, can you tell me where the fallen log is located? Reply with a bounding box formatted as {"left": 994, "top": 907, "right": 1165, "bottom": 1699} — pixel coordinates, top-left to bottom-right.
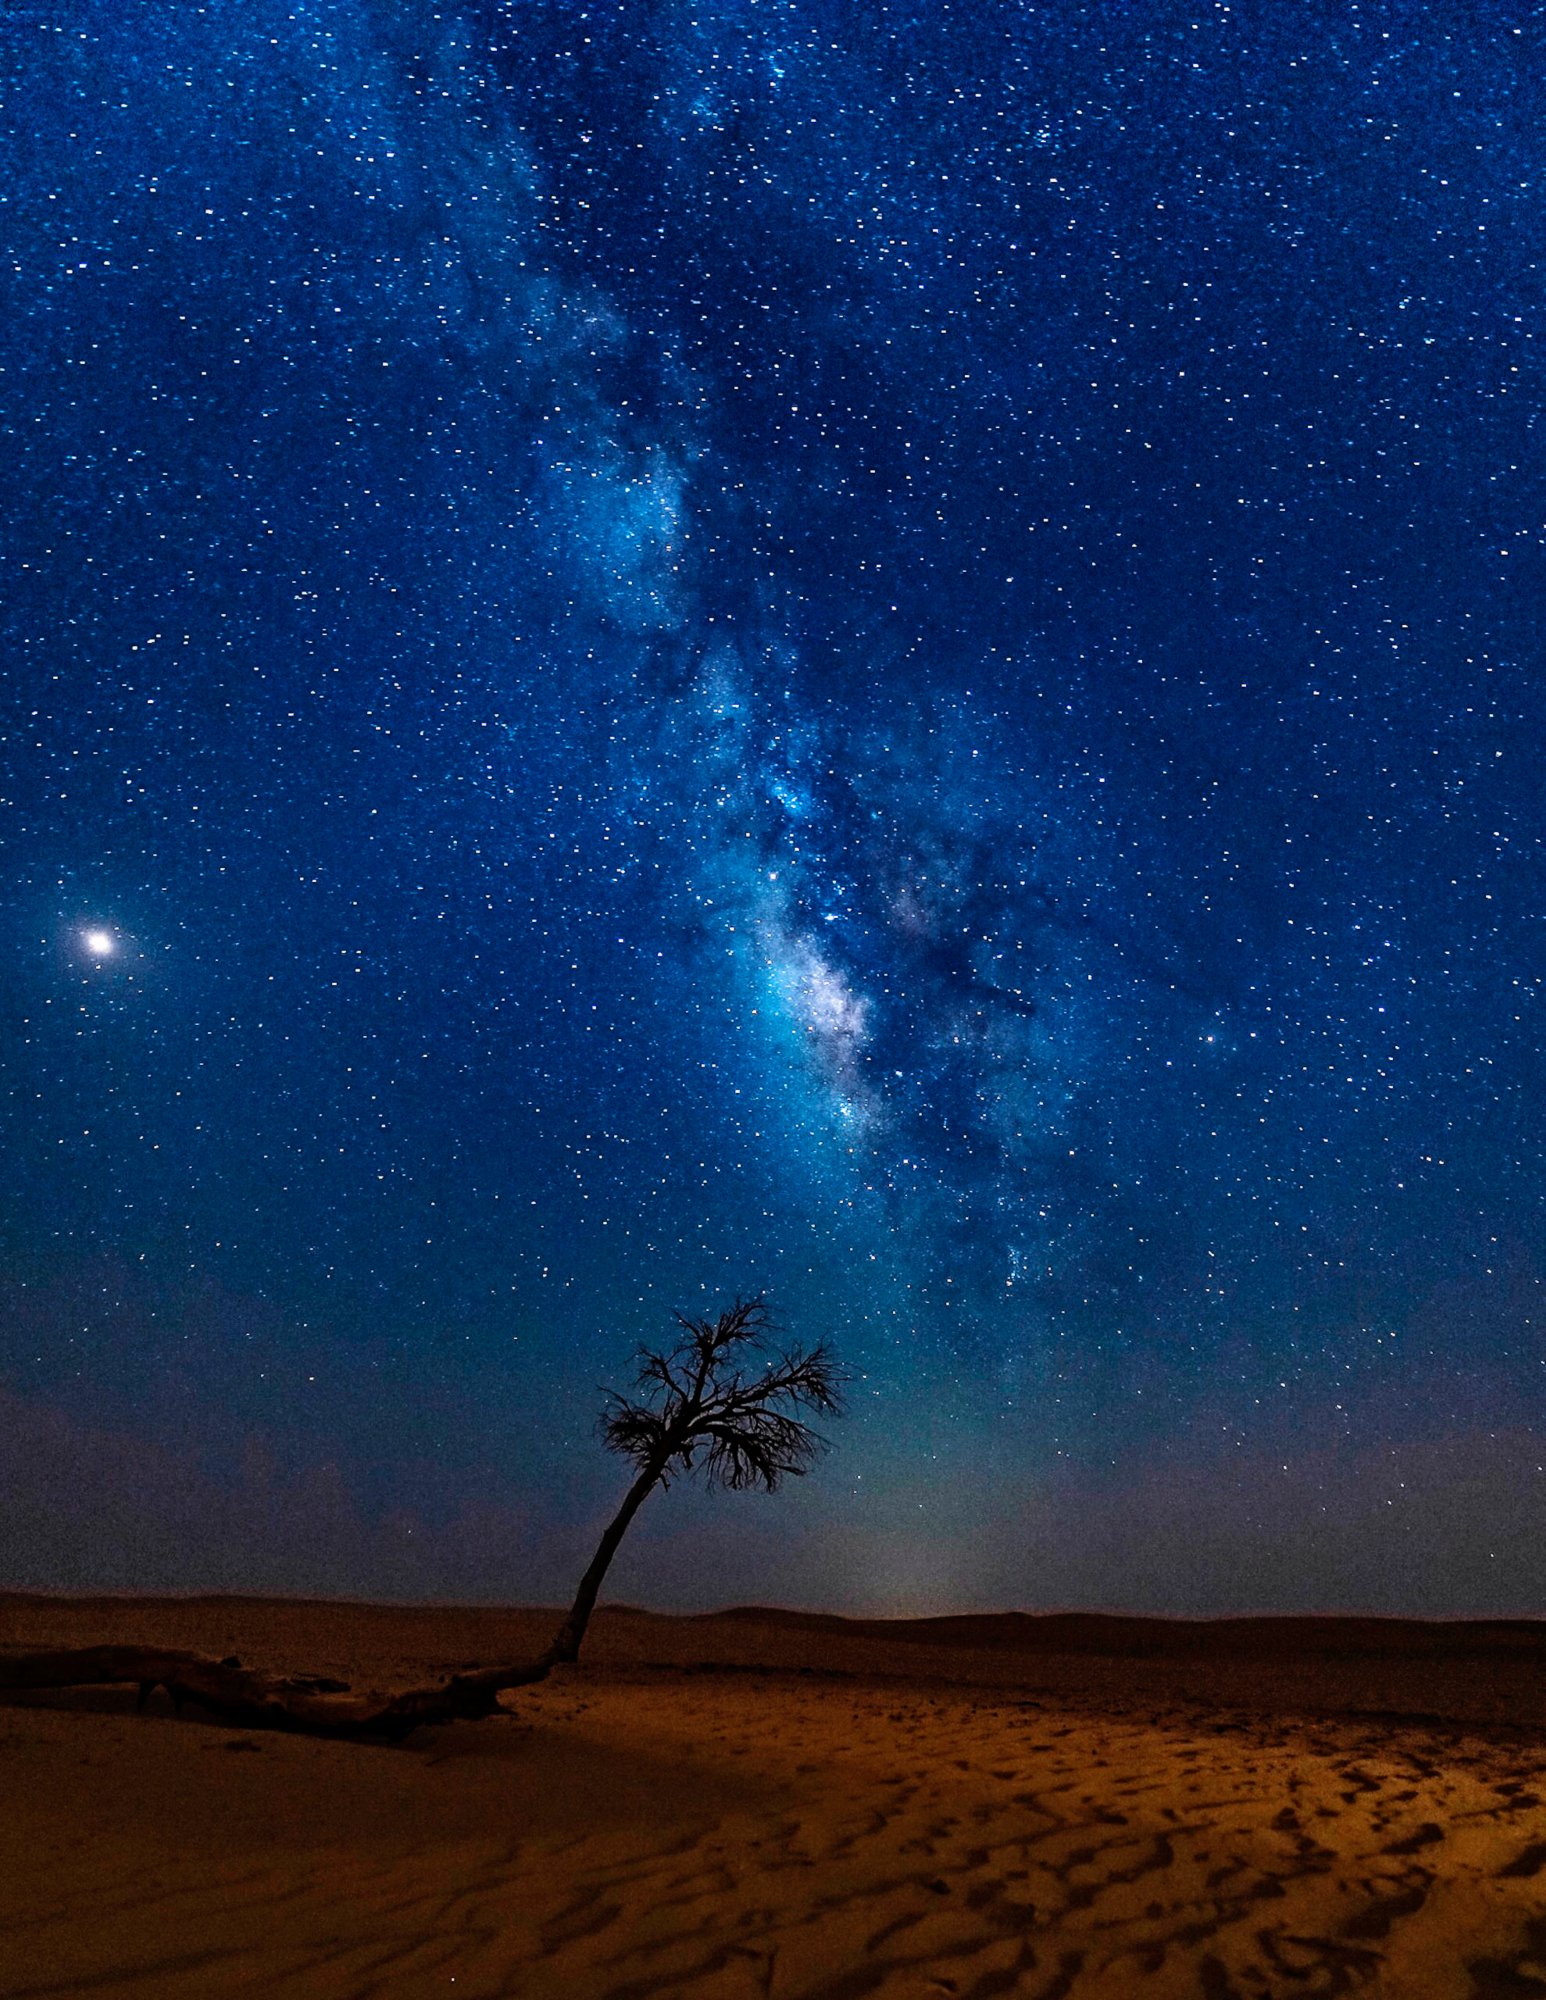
{"left": 0, "top": 1642, "right": 563, "bottom": 1741}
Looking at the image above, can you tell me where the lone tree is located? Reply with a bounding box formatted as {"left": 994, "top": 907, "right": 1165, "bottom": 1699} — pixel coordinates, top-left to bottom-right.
{"left": 551, "top": 1296, "right": 843, "bottom": 1666}
{"left": 0, "top": 1298, "right": 843, "bottom": 1740}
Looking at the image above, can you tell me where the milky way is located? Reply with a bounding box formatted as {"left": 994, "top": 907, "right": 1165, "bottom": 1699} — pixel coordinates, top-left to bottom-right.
{"left": 1, "top": 3, "right": 1541, "bottom": 1614}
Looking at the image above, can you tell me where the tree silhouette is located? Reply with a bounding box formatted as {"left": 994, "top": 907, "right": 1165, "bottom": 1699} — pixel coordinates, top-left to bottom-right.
{"left": 549, "top": 1298, "right": 843, "bottom": 1666}
{"left": 0, "top": 1299, "right": 844, "bottom": 1739}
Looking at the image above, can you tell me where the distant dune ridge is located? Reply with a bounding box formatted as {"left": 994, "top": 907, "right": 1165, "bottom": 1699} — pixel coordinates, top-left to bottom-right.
{"left": 4, "top": 1592, "right": 1546, "bottom": 1997}
{"left": 9, "top": 1590, "right": 1546, "bottom": 1654}
{"left": 710, "top": 1602, "right": 1546, "bottom": 1660}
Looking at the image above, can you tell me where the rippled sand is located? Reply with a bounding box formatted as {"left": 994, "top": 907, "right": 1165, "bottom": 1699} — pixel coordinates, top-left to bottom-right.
{"left": 4, "top": 1596, "right": 1545, "bottom": 1997}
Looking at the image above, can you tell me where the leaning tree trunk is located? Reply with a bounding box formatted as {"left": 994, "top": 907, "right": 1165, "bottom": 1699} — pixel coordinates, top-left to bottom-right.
{"left": 548, "top": 1459, "right": 662, "bottom": 1663}
{"left": 0, "top": 1463, "right": 667, "bottom": 1741}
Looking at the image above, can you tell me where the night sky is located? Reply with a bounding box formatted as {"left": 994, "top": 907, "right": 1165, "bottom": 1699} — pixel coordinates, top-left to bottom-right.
{"left": 3, "top": 2, "right": 1542, "bottom": 1616}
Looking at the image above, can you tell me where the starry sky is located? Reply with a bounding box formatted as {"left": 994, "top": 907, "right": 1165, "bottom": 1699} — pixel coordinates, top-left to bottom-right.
{"left": 2, "top": 2, "right": 1542, "bottom": 1617}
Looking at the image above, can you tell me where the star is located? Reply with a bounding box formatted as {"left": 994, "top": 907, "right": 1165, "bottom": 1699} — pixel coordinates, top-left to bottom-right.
{"left": 82, "top": 929, "right": 115, "bottom": 958}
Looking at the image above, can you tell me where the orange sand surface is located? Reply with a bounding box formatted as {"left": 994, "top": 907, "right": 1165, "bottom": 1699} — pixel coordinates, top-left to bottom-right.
{"left": 4, "top": 1595, "right": 1546, "bottom": 1998}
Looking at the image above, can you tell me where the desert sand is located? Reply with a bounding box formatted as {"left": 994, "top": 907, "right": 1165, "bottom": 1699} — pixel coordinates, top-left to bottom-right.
{"left": 4, "top": 1595, "right": 1546, "bottom": 1998}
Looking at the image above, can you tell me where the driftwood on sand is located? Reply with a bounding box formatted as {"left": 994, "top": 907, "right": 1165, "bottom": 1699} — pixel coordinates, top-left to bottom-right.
{"left": 0, "top": 1301, "right": 843, "bottom": 1741}
{"left": 0, "top": 1640, "right": 566, "bottom": 1741}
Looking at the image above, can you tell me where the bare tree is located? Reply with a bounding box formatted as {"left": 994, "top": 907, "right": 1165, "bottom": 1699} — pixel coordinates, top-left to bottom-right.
{"left": 0, "top": 1299, "right": 843, "bottom": 1740}
{"left": 550, "top": 1297, "right": 843, "bottom": 1666}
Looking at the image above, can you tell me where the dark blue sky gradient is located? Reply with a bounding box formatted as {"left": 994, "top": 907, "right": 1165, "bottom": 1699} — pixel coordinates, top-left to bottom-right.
{"left": 1, "top": 1, "right": 1541, "bottom": 1613}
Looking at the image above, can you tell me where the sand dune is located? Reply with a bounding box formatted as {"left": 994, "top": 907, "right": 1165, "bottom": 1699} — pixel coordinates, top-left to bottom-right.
{"left": 4, "top": 1595, "right": 1546, "bottom": 1997}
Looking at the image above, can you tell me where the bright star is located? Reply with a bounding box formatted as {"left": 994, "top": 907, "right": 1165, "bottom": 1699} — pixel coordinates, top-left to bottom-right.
{"left": 83, "top": 929, "right": 115, "bottom": 957}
